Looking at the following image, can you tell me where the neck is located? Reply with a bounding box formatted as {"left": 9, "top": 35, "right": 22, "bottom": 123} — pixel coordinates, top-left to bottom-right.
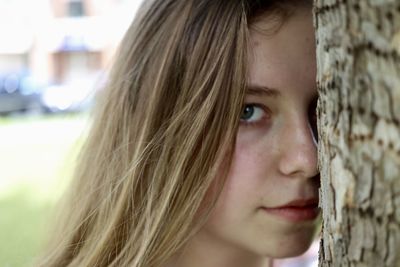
{"left": 165, "top": 230, "right": 273, "bottom": 267}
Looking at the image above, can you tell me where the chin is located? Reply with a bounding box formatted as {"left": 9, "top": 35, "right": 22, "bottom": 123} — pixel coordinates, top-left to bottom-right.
{"left": 257, "top": 229, "right": 318, "bottom": 259}
{"left": 275, "top": 220, "right": 321, "bottom": 258}
{"left": 273, "top": 242, "right": 313, "bottom": 259}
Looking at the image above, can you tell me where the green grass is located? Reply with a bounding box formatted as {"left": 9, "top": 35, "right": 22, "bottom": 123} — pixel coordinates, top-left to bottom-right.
{"left": 0, "top": 113, "right": 89, "bottom": 267}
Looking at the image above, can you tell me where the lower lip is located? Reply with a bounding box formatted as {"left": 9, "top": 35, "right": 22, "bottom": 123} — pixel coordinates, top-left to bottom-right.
{"left": 261, "top": 206, "right": 320, "bottom": 222}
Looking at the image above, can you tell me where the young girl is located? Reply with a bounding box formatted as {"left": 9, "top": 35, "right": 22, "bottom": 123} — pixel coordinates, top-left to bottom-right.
{"left": 37, "top": 0, "right": 320, "bottom": 266}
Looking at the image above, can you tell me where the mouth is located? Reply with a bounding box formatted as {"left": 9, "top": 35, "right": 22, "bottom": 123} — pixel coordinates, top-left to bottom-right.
{"left": 261, "top": 198, "right": 320, "bottom": 222}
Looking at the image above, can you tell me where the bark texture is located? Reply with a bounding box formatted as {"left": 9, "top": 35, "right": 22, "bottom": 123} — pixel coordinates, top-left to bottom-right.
{"left": 314, "top": 0, "right": 400, "bottom": 266}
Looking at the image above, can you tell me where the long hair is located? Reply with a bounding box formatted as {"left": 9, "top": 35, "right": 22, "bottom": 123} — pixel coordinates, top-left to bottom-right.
{"left": 36, "top": 1, "right": 296, "bottom": 266}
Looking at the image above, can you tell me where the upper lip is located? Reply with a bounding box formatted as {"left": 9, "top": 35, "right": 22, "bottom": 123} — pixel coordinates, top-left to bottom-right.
{"left": 269, "top": 198, "right": 319, "bottom": 209}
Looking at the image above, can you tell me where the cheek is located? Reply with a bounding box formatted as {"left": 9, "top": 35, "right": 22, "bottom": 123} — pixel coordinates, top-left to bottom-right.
{"left": 219, "top": 131, "right": 287, "bottom": 210}
{"left": 229, "top": 133, "right": 274, "bottom": 189}
{"left": 212, "top": 141, "right": 270, "bottom": 214}
{"left": 203, "top": 133, "right": 277, "bottom": 224}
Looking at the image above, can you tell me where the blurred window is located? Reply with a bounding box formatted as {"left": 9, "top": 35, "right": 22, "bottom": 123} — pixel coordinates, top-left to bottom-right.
{"left": 4, "top": 74, "right": 19, "bottom": 94}
{"left": 68, "top": 0, "right": 85, "bottom": 17}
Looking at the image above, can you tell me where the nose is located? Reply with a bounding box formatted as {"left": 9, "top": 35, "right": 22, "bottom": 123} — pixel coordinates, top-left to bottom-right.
{"left": 277, "top": 114, "right": 318, "bottom": 179}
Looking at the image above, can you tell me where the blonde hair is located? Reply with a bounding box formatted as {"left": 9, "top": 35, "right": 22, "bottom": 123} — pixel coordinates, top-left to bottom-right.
{"left": 36, "top": 1, "right": 302, "bottom": 266}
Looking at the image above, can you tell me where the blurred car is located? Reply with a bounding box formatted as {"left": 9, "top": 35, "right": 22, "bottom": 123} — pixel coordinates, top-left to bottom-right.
{"left": 40, "top": 79, "right": 97, "bottom": 114}
{"left": 0, "top": 72, "right": 44, "bottom": 115}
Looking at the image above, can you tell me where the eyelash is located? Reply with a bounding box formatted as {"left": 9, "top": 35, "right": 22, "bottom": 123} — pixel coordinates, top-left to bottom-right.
{"left": 239, "top": 103, "right": 271, "bottom": 127}
{"left": 239, "top": 98, "right": 318, "bottom": 132}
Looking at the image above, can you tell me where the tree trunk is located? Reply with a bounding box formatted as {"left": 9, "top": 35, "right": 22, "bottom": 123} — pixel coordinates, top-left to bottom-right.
{"left": 314, "top": 0, "right": 400, "bottom": 266}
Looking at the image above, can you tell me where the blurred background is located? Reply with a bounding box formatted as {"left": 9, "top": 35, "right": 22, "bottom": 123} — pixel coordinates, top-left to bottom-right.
{"left": 0, "top": 0, "right": 318, "bottom": 266}
{"left": 0, "top": 0, "right": 141, "bottom": 266}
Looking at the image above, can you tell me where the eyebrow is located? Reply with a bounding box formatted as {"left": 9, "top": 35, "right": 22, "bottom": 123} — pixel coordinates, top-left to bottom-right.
{"left": 246, "top": 84, "right": 281, "bottom": 98}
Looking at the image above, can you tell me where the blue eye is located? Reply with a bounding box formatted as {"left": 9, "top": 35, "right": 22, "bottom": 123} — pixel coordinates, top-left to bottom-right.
{"left": 240, "top": 104, "right": 267, "bottom": 124}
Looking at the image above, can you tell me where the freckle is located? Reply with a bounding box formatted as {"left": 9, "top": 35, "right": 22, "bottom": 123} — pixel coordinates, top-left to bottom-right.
{"left": 348, "top": 140, "right": 353, "bottom": 148}
{"left": 386, "top": 11, "right": 393, "bottom": 21}
{"left": 371, "top": 112, "right": 378, "bottom": 121}
{"left": 383, "top": 51, "right": 389, "bottom": 59}
{"left": 388, "top": 142, "right": 394, "bottom": 150}
{"left": 378, "top": 139, "right": 384, "bottom": 146}
{"left": 360, "top": 135, "right": 365, "bottom": 141}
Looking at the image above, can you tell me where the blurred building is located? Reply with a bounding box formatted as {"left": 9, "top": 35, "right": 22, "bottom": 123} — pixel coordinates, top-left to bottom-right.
{"left": 0, "top": 0, "right": 141, "bottom": 86}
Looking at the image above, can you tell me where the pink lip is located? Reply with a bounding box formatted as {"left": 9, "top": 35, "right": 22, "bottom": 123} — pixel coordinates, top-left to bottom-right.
{"left": 279, "top": 198, "right": 319, "bottom": 208}
{"left": 262, "top": 198, "right": 320, "bottom": 222}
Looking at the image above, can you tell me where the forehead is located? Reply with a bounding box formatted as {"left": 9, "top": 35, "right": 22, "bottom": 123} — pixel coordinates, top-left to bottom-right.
{"left": 247, "top": 6, "right": 316, "bottom": 95}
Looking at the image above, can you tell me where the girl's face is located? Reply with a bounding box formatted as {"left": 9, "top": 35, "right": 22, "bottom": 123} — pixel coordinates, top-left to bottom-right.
{"left": 201, "top": 6, "right": 320, "bottom": 260}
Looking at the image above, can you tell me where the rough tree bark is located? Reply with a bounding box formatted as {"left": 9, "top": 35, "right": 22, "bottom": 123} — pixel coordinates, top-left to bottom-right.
{"left": 314, "top": 0, "right": 400, "bottom": 266}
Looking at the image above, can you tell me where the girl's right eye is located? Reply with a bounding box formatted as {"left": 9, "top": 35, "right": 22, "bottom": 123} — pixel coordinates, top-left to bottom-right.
{"left": 240, "top": 104, "right": 269, "bottom": 126}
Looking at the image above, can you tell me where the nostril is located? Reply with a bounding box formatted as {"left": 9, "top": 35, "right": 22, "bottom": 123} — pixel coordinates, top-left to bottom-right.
{"left": 314, "top": 173, "right": 321, "bottom": 189}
